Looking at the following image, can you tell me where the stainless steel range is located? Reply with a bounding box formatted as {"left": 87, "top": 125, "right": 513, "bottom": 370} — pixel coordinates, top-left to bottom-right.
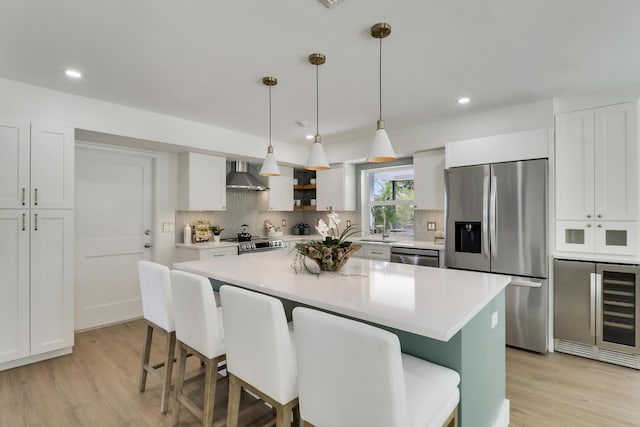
{"left": 221, "top": 237, "right": 285, "bottom": 254}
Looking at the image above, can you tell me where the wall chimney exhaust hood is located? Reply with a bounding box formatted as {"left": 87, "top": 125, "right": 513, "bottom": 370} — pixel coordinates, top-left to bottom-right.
{"left": 226, "top": 160, "right": 268, "bottom": 191}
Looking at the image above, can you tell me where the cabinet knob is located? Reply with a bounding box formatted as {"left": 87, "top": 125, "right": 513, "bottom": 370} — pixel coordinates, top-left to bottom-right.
{"left": 597, "top": 214, "right": 602, "bottom": 218}
{"left": 586, "top": 214, "right": 591, "bottom": 219}
{"left": 597, "top": 224, "right": 602, "bottom": 228}
{"left": 587, "top": 224, "right": 592, "bottom": 228}
{"left": 144, "top": 243, "right": 152, "bottom": 248}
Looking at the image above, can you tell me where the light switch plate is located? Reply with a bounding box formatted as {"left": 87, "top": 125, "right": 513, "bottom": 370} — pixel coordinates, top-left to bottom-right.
{"left": 491, "top": 311, "right": 499, "bottom": 329}
{"left": 162, "top": 222, "right": 174, "bottom": 233}
{"left": 427, "top": 221, "right": 436, "bottom": 231}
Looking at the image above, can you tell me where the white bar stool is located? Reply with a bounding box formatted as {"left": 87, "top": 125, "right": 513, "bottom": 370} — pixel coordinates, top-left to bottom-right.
{"left": 219, "top": 285, "right": 299, "bottom": 427}
{"left": 292, "top": 307, "right": 460, "bottom": 427}
{"left": 137, "top": 260, "right": 176, "bottom": 414}
{"left": 170, "top": 270, "right": 226, "bottom": 427}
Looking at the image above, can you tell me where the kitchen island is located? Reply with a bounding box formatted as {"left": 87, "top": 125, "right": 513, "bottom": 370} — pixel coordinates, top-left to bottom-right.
{"left": 174, "top": 250, "right": 510, "bottom": 427}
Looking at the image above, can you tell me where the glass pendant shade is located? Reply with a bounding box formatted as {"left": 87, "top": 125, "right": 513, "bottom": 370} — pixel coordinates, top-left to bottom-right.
{"left": 259, "top": 145, "right": 280, "bottom": 176}
{"left": 305, "top": 136, "right": 330, "bottom": 171}
{"left": 367, "top": 120, "right": 396, "bottom": 162}
{"left": 259, "top": 76, "right": 281, "bottom": 177}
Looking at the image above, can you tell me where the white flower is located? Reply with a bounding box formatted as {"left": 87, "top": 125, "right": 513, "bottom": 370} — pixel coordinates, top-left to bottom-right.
{"left": 316, "top": 219, "right": 329, "bottom": 239}
{"left": 327, "top": 211, "right": 340, "bottom": 231}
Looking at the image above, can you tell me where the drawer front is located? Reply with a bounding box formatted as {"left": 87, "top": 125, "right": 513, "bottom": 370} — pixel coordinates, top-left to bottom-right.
{"left": 363, "top": 245, "right": 391, "bottom": 261}
{"left": 199, "top": 247, "right": 238, "bottom": 259}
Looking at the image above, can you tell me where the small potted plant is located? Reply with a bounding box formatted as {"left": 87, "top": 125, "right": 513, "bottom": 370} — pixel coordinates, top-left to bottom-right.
{"left": 210, "top": 225, "right": 224, "bottom": 242}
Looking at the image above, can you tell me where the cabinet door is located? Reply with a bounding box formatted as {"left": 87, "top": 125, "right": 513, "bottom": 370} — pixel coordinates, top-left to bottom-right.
{"left": 199, "top": 247, "right": 238, "bottom": 259}
{"left": 0, "top": 211, "right": 30, "bottom": 363}
{"left": 554, "top": 259, "right": 595, "bottom": 345}
{"left": 594, "top": 221, "right": 637, "bottom": 255}
{"left": 316, "top": 164, "right": 355, "bottom": 211}
{"left": 258, "top": 166, "right": 293, "bottom": 211}
{"left": 555, "top": 110, "right": 595, "bottom": 221}
{"left": 30, "top": 124, "right": 74, "bottom": 209}
{"left": 413, "top": 149, "right": 445, "bottom": 210}
{"left": 594, "top": 103, "right": 637, "bottom": 221}
{"left": 555, "top": 221, "right": 596, "bottom": 253}
{"left": 179, "top": 153, "right": 227, "bottom": 211}
{"left": 30, "top": 210, "right": 74, "bottom": 355}
{"left": 0, "top": 120, "right": 30, "bottom": 209}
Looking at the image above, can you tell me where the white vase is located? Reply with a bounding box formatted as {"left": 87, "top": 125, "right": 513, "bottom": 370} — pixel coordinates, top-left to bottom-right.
{"left": 213, "top": 235, "right": 221, "bottom": 242}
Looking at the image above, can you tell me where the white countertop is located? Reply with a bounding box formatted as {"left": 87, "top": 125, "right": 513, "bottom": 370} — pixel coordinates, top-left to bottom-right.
{"left": 176, "top": 241, "right": 240, "bottom": 250}
{"left": 174, "top": 250, "right": 509, "bottom": 341}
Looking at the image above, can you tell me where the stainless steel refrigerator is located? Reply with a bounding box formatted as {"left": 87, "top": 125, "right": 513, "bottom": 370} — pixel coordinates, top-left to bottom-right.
{"left": 445, "top": 158, "right": 548, "bottom": 353}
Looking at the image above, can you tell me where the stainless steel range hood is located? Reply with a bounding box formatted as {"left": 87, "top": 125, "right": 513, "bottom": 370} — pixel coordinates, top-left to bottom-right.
{"left": 226, "top": 161, "right": 268, "bottom": 191}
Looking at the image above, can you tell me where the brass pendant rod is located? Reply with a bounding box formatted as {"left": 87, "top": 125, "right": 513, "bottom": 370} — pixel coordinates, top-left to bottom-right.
{"left": 269, "top": 85, "right": 272, "bottom": 148}
{"left": 316, "top": 61, "right": 319, "bottom": 137}
{"left": 379, "top": 36, "right": 383, "bottom": 121}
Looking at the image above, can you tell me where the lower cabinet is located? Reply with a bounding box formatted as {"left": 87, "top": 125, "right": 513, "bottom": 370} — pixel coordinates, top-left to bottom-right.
{"left": 176, "top": 245, "right": 239, "bottom": 262}
{"left": 353, "top": 244, "right": 391, "bottom": 261}
{"left": 0, "top": 210, "right": 74, "bottom": 368}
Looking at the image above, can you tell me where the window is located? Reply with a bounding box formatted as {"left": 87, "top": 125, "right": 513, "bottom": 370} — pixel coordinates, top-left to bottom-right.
{"left": 362, "top": 165, "right": 414, "bottom": 238}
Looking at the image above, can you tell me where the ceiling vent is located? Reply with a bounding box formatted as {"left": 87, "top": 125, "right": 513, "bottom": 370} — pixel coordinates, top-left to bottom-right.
{"left": 318, "top": 0, "right": 345, "bottom": 8}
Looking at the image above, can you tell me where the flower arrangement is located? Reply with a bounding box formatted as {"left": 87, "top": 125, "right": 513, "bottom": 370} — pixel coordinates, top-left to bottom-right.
{"left": 293, "top": 212, "right": 361, "bottom": 274}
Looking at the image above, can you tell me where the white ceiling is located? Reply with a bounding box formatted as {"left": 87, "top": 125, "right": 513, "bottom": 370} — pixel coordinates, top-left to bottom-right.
{"left": 2, "top": 0, "right": 640, "bottom": 147}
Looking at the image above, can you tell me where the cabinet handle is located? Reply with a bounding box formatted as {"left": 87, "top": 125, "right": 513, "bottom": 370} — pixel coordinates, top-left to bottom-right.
{"left": 22, "top": 188, "right": 26, "bottom": 206}
{"left": 213, "top": 253, "right": 225, "bottom": 257}
{"left": 34, "top": 188, "right": 38, "bottom": 206}
{"left": 34, "top": 213, "right": 38, "bottom": 231}
{"left": 371, "top": 250, "right": 383, "bottom": 255}
{"left": 22, "top": 213, "right": 26, "bottom": 231}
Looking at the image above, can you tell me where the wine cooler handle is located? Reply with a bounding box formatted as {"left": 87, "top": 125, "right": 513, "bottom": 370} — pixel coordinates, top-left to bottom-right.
{"left": 589, "top": 273, "right": 596, "bottom": 338}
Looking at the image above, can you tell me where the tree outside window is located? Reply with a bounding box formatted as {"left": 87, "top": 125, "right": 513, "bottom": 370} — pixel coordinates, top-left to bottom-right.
{"left": 364, "top": 166, "right": 414, "bottom": 238}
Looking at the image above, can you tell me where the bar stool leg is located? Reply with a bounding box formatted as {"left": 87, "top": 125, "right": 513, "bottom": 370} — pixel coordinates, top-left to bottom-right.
{"left": 173, "top": 344, "right": 188, "bottom": 427}
{"left": 139, "top": 323, "right": 153, "bottom": 392}
{"left": 203, "top": 359, "right": 218, "bottom": 427}
{"left": 160, "top": 331, "right": 176, "bottom": 414}
{"left": 226, "top": 374, "right": 242, "bottom": 427}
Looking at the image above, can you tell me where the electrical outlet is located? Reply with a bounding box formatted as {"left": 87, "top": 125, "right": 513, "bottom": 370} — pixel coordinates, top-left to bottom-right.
{"left": 162, "top": 222, "right": 174, "bottom": 233}
{"left": 427, "top": 221, "right": 436, "bottom": 231}
{"left": 491, "top": 311, "right": 499, "bottom": 329}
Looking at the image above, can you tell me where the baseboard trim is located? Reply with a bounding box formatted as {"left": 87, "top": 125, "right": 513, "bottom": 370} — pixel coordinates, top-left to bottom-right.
{"left": 492, "top": 399, "right": 510, "bottom": 427}
{"left": 0, "top": 347, "right": 73, "bottom": 372}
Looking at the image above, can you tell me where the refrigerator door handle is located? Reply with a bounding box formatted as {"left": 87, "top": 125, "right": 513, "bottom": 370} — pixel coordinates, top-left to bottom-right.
{"left": 482, "top": 176, "right": 490, "bottom": 258}
{"left": 509, "top": 279, "right": 542, "bottom": 288}
{"left": 490, "top": 175, "right": 497, "bottom": 260}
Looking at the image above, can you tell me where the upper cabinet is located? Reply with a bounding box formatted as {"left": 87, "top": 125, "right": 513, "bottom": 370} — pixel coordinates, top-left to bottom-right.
{"left": 555, "top": 102, "right": 639, "bottom": 255}
{"left": 413, "top": 149, "right": 445, "bottom": 210}
{"left": 315, "top": 163, "right": 356, "bottom": 211}
{"left": 178, "top": 152, "right": 226, "bottom": 211}
{"left": 258, "top": 166, "right": 294, "bottom": 211}
{"left": 0, "top": 120, "right": 74, "bottom": 209}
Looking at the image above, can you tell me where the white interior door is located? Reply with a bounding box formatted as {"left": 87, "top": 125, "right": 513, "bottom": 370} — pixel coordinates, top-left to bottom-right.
{"left": 75, "top": 146, "right": 153, "bottom": 330}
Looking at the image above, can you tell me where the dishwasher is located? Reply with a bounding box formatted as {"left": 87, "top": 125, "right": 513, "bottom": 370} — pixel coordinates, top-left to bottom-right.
{"left": 390, "top": 246, "right": 440, "bottom": 267}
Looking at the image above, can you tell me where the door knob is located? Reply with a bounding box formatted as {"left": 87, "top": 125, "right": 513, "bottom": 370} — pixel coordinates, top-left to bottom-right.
{"left": 144, "top": 243, "right": 152, "bottom": 248}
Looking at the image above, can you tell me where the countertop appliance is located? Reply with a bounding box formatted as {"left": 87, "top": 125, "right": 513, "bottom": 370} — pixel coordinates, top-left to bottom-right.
{"left": 220, "top": 236, "right": 285, "bottom": 254}
{"left": 390, "top": 246, "right": 440, "bottom": 268}
{"left": 554, "top": 259, "right": 639, "bottom": 369}
{"left": 445, "top": 158, "right": 548, "bottom": 353}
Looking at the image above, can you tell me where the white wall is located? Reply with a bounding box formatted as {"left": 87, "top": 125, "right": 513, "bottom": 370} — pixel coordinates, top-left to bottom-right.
{"left": 324, "top": 99, "right": 554, "bottom": 163}
{"left": 0, "top": 77, "right": 307, "bottom": 166}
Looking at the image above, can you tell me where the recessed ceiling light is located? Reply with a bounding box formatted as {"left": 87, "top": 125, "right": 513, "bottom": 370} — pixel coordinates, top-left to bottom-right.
{"left": 458, "top": 97, "right": 470, "bottom": 105}
{"left": 65, "top": 69, "right": 82, "bottom": 79}
{"left": 306, "top": 134, "right": 314, "bottom": 140}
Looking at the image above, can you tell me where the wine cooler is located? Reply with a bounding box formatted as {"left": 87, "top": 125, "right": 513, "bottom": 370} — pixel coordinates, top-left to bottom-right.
{"left": 555, "top": 259, "right": 640, "bottom": 369}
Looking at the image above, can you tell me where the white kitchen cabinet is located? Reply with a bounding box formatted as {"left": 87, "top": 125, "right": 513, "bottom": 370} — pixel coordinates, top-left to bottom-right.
{"left": 0, "top": 209, "right": 74, "bottom": 369}
{"left": 0, "top": 210, "right": 30, "bottom": 364}
{"left": 352, "top": 243, "right": 391, "bottom": 261}
{"left": 29, "top": 210, "right": 74, "bottom": 355}
{"left": 178, "top": 152, "right": 227, "bottom": 211}
{"left": 413, "top": 149, "right": 445, "bottom": 210}
{"left": 176, "top": 244, "right": 238, "bottom": 262}
{"left": 555, "top": 102, "right": 639, "bottom": 255}
{"left": 199, "top": 246, "right": 238, "bottom": 259}
{"left": 315, "top": 163, "right": 355, "bottom": 211}
{"left": 0, "top": 120, "right": 74, "bottom": 209}
{"left": 258, "top": 166, "right": 294, "bottom": 211}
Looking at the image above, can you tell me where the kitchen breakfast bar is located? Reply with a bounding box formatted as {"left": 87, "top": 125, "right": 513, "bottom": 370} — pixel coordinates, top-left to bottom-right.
{"left": 174, "top": 250, "right": 511, "bottom": 427}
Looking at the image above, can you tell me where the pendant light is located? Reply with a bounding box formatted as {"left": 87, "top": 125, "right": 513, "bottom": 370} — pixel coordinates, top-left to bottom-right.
{"left": 305, "top": 53, "right": 330, "bottom": 171}
{"left": 368, "top": 22, "right": 396, "bottom": 162}
{"left": 259, "top": 76, "right": 281, "bottom": 176}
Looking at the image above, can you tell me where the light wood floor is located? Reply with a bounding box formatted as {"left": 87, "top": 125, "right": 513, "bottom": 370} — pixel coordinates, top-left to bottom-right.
{"left": 2, "top": 319, "right": 640, "bottom": 426}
